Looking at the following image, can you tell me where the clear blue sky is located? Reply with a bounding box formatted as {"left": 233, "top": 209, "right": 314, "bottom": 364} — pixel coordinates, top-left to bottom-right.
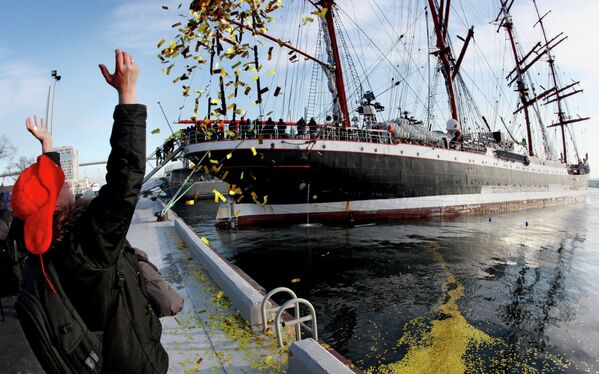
{"left": 1, "top": 0, "right": 597, "bottom": 183}
{"left": 0, "top": 0, "right": 185, "bottom": 183}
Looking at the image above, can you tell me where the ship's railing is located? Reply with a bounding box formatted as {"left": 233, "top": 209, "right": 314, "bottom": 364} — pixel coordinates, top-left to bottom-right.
{"left": 178, "top": 123, "right": 490, "bottom": 155}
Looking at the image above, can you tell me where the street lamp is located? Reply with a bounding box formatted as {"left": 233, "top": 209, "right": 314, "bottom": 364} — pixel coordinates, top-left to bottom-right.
{"left": 45, "top": 70, "right": 61, "bottom": 134}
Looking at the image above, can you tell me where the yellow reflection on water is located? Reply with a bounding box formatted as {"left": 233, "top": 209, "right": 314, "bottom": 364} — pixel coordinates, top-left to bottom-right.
{"left": 369, "top": 272, "right": 497, "bottom": 374}
{"left": 366, "top": 243, "right": 579, "bottom": 373}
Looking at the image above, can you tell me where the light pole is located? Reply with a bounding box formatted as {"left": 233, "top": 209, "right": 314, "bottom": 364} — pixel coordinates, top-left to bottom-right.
{"left": 44, "top": 70, "right": 61, "bottom": 134}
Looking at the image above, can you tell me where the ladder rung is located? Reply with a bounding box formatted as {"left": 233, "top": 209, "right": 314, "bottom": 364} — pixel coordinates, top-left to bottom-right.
{"left": 283, "top": 315, "right": 313, "bottom": 327}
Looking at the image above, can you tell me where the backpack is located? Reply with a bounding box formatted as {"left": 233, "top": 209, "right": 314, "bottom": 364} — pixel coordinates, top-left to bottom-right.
{"left": 131, "top": 246, "right": 184, "bottom": 317}
{"left": 15, "top": 255, "right": 103, "bottom": 374}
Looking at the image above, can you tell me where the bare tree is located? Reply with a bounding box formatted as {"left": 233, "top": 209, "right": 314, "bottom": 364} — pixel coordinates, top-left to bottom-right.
{"left": 0, "top": 135, "right": 15, "bottom": 162}
{"left": 6, "top": 156, "right": 36, "bottom": 182}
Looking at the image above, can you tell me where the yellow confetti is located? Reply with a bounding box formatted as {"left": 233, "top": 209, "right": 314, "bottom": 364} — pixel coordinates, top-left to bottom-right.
{"left": 291, "top": 278, "right": 300, "bottom": 283}
{"left": 200, "top": 236, "right": 210, "bottom": 245}
{"left": 251, "top": 75, "right": 259, "bottom": 81}
{"left": 210, "top": 159, "right": 219, "bottom": 164}
{"left": 313, "top": 7, "right": 329, "bottom": 18}
{"left": 229, "top": 190, "right": 236, "bottom": 195}
{"left": 303, "top": 16, "right": 314, "bottom": 25}
{"left": 251, "top": 147, "right": 257, "bottom": 156}
{"left": 213, "top": 189, "right": 226, "bottom": 202}
{"left": 215, "top": 291, "right": 224, "bottom": 300}
{"left": 226, "top": 153, "right": 232, "bottom": 159}
{"left": 265, "top": 356, "right": 273, "bottom": 365}
{"left": 185, "top": 200, "right": 195, "bottom": 206}
{"left": 267, "top": 69, "right": 276, "bottom": 75}
{"left": 157, "top": 39, "right": 166, "bottom": 48}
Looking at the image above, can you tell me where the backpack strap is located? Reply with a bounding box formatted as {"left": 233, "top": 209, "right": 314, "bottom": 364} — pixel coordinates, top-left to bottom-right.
{"left": 15, "top": 256, "right": 104, "bottom": 374}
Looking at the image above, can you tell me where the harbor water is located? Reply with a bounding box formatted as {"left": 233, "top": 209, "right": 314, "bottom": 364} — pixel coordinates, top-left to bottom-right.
{"left": 173, "top": 187, "right": 599, "bottom": 373}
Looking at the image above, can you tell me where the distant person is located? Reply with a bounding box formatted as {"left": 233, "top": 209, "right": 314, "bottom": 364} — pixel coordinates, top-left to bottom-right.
{"left": 296, "top": 117, "right": 306, "bottom": 137}
{"left": 12, "top": 49, "right": 168, "bottom": 373}
{"left": 264, "top": 117, "right": 275, "bottom": 138}
{"left": 254, "top": 118, "right": 262, "bottom": 137}
{"left": 218, "top": 119, "right": 225, "bottom": 139}
{"left": 308, "top": 117, "right": 317, "bottom": 138}
{"left": 240, "top": 117, "right": 248, "bottom": 138}
{"left": 229, "top": 119, "right": 238, "bottom": 139}
{"left": 277, "top": 118, "right": 286, "bottom": 138}
{"left": 155, "top": 147, "right": 162, "bottom": 166}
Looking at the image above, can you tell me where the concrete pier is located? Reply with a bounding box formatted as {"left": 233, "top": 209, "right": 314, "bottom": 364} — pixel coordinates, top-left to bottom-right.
{"left": 128, "top": 198, "right": 288, "bottom": 373}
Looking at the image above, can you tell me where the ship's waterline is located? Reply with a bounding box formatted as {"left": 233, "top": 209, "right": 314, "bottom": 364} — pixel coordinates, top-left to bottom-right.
{"left": 216, "top": 188, "right": 587, "bottom": 227}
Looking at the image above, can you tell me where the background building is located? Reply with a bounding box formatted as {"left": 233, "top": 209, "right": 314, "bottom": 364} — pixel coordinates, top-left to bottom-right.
{"left": 54, "top": 146, "right": 79, "bottom": 182}
{"left": 54, "top": 146, "right": 91, "bottom": 194}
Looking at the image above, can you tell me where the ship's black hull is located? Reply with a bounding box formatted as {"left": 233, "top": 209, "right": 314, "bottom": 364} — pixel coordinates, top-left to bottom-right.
{"left": 182, "top": 139, "right": 588, "bottom": 226}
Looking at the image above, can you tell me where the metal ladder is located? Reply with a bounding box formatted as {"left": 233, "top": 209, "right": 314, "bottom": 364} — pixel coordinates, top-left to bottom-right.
{"left": 142, "top": 145, "right": 183, "bottom": 184}
{"left": 261, "top": 287, "right": 318, "bottom": 348}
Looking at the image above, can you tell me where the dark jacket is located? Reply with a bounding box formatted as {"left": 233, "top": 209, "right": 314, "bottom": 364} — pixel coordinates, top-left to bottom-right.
{"left": 42, "top": 105, "right": 167, "bottom": 373}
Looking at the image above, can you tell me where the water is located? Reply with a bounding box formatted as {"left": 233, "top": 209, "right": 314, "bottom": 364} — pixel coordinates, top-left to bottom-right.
{"left": 173, "top": 188, "right": 599, "bottom": 373}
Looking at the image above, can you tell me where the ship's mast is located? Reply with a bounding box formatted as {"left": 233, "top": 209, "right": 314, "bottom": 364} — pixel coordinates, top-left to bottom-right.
{"left": 498, "top": 1, "right": 534, "bottom": 156}
{"left": 319, "top": 0, "right": 351, "bottom": 127}
{"left": 532, "top": 0, "right": 588, "bottom": 164}
{"left": 427, "top": 0, "right": 460, "bottom": 122}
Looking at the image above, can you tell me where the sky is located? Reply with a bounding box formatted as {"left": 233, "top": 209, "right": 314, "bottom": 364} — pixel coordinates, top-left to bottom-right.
{"left": 0, "top": 0, "right": 597, "bottom": 184}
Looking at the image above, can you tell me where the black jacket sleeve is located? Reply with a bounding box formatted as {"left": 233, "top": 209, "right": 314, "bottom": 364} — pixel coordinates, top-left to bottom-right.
{"left": 79, "top": 104, "right": 147, "bottom": 267}
{"left": 44, "top": 152, "right": 61, "bottom": 166}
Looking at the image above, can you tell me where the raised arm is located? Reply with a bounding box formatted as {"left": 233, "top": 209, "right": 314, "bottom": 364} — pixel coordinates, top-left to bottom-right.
{"left": 80, "top": 50, "right": 146, "bottom": 267}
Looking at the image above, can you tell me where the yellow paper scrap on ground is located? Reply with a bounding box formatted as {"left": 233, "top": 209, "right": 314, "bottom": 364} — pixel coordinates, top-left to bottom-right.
{"left": 215, "top": 291, "right": 224, "bottom": 300}
{"left": 200, "top": 237, "right": 210, "bottom": 245}
{"left": 291, "top": 278, "right": 300, "bottom": 283}
{"left": 251, "top": 147, "right": 257, "bottom": 156}
{"left": 185, "top": 200, "right": 195, "bottom": 206}
{"left": 226, "top": 153, "right": 232, "bottom": 159}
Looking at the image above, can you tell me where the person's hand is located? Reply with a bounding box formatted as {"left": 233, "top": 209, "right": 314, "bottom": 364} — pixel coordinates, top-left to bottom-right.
{"left": 25, "top": 115, "right": 53, "bottom": 153}
{"left": 99, "top": 49, "right": 139, "bottom": 104}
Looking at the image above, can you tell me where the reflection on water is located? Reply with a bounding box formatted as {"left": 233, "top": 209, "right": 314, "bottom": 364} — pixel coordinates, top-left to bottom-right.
{"left": 173, "top": 189, "right": 599, "bottom": 373}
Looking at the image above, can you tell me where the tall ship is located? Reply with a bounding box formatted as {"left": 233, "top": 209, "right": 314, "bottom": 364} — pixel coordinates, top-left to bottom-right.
{"left": 160, "top": 0, "right": 590, "bottom": 227}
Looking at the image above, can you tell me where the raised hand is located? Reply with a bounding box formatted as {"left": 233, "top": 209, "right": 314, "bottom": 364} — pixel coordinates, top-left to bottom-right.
{"left": 25, "top": 115, "right": 53, "bottom": 153}
{"left": 98, "top": 49, "right": 139, "bottom": 104}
